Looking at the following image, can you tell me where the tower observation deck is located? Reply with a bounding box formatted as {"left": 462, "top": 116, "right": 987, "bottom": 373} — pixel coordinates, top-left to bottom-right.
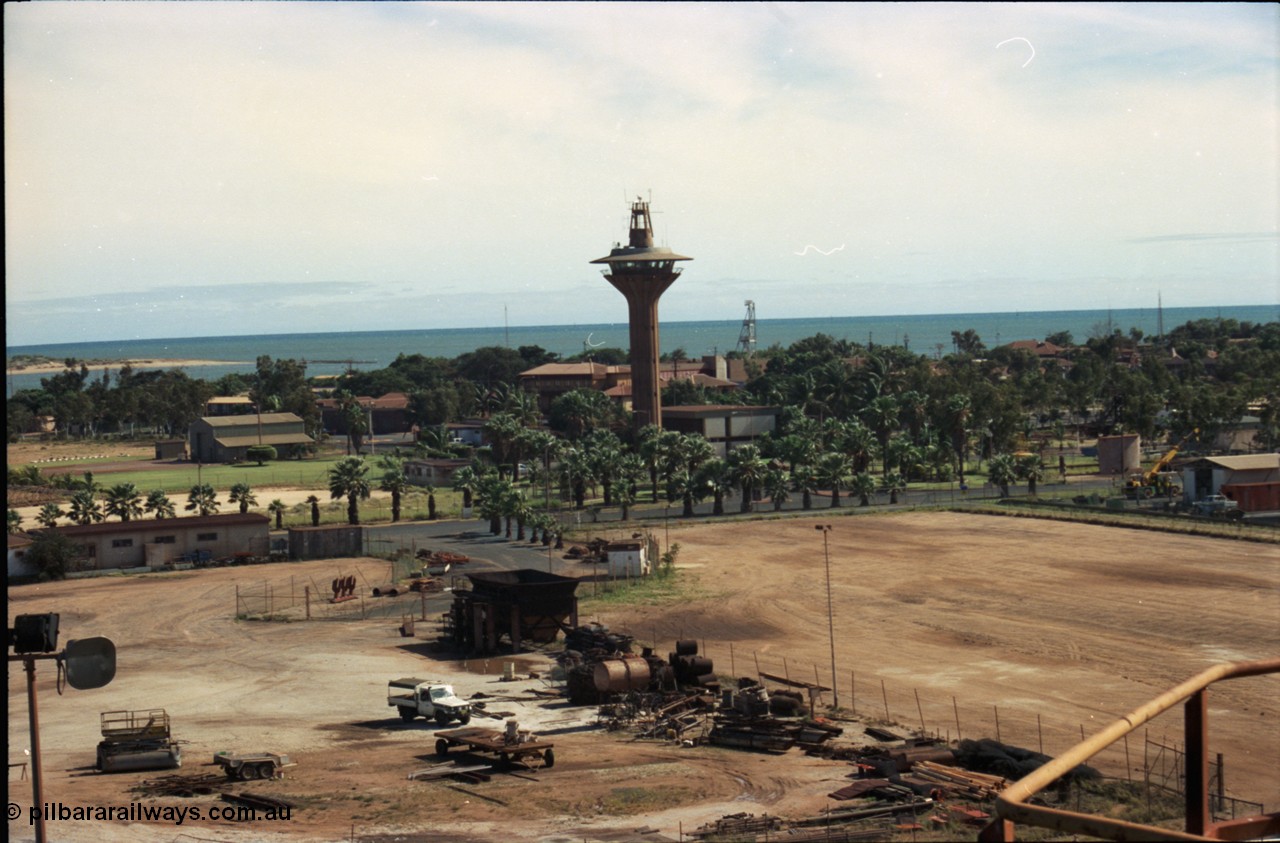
{"left": 591, "top": 197, "right": 692, "bottom": 429}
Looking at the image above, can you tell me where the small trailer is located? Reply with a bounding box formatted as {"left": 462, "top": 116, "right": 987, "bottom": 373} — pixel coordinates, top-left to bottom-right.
{"left": 213, "top": 751, "right": 296, "bottom": 781}
{"left": 433, "top": 724, "right": 555, "bottom": 769}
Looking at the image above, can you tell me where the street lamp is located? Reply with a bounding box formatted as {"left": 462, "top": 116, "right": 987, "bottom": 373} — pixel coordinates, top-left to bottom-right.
{"left": 815, "top": 524, "right": 839, "bottom": 709}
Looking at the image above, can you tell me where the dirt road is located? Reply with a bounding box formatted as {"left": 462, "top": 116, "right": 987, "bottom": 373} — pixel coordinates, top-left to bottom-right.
{"left": 7, "top": 511, "right": 1279, "bottom": 842}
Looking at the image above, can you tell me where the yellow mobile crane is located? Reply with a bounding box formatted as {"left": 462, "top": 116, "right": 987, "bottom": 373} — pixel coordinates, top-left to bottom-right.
{"left": 1124, "top": 428, "right": 1198, "bottom": 499}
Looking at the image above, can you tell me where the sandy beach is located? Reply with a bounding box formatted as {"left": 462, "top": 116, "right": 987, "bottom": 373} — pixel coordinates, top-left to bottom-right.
{"left": 5, "top": 358, "right": 248, "bottom": 375}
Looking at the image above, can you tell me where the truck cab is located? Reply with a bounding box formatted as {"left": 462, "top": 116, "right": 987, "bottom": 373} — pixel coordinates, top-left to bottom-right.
{"left": 388, "top": 678, "right": 472, "bottom": 725}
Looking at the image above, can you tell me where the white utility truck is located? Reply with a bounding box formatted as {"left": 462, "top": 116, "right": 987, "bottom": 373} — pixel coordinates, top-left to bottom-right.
{"left": 388, "top": 678, "right": 472, "bottom": 725}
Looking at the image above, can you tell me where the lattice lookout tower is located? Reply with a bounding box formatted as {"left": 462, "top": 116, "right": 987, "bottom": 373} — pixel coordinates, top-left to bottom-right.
{"left": 591, "top": 197, "right": 692, "bottom": 429}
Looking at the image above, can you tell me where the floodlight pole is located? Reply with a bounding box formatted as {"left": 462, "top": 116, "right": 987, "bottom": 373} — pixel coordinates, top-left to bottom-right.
{"left": 11, "top": 653, "right": 59, "bottom": 843}
{"left": 815, "top": 524, "right": 839, "bottom": 709}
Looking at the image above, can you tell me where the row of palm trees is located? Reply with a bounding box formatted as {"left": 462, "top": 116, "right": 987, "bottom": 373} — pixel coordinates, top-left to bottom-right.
{"left": 26, "top": 472, "right": 294, "bottom": 530}
{"left": 13, "top": 431, "right": 1049, "bottom": 536}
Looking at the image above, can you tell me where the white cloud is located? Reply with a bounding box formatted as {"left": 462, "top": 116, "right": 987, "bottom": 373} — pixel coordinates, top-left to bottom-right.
{"left": 4, "top": 2, "right": 1277, "bottom": 345}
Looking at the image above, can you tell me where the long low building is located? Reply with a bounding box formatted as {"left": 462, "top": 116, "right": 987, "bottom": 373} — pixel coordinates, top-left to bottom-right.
{"left": 25, "top": 513, "right": 271, "bottom": 573}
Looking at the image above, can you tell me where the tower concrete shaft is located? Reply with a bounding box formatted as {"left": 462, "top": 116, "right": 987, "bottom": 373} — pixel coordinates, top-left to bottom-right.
{"left": 591, "top": 198, "right": 692, "bottom": 429}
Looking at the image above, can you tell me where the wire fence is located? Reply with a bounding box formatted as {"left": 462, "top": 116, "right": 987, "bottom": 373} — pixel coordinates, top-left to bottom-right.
{"left": 233, "top": 564, "right": 452, "bottom": 623}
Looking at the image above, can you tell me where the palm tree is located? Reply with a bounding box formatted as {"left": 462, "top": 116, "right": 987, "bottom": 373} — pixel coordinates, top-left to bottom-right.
{"left": 7, "top": 509, "right": 21, "bottom": 534}
{"left": 726, "top": 444, "right": 767, "bottom": 513}
{"left": 475, "top": 473, "right": 510, "bottom": 535}
{"left": 451, "top": 466, "right": 480, "bottom": 515}
{"left": 306, "top": 494, "right": 321, "bottom": 527}
{"left": 267, "top": 499, "right": 287, "bottom": 530}
{"left": 144, "top": 490, "right": 176, "bottom": 520}
{"left": 863, "top": 395, "right": 900, "bottom": 476}
{"left": 839, "top": 420, "right": 876, "bottom": 476}
{"left": 185, "top": 484, "right": 220, "bottom": 517}
{"left": 483, "top": 412, "right": 525, "bottom": 480}
{"left": 816, "top": 451, "right": 851, "bottom": 508}
{"left": 1018, "top": 455, "right": 1046, "bottom": 496}
{"left": 613, "top": 453, "right": 645, "bottom": 521}
{"left": 328, "top": 456, "right": 371, "bottom": 525}
{"left": 791, "top": 462, "right": 819, "bottom": 510}
{"left": 988, "top": 454, "right": 1018, "bottom": 498}
{"left": 852, "top": 472, "right": 877, "bottom": 507}
{"left": 36, "top": 503, "right": 64, "bottom": 529}
{"left": 695, "top": 457, "right": 732, "bottom": 516}
{"left": 636, "top": 424, "right": 666, "bottom": 501}
{"left": 884, "top": 471, "right": 908, "bottom": 505}
{"left": 762, "top": 465, "right": 790, "bottom": 512}
{"left": 103, "top": 482, "right": 144, "bottom": 522}
{"left": 378, "top": 456, "right": 408, "bottom": 523}
{"left": 228, "top": 482, "right": 257, "bottom": 515}
{"left": 68, "top": 489, "right": 104, "bottom": 525}
{"left": 424, "top": 484, "right": 438, "bottom": 520}
{"left": 585, "top": 430, "right": 623, "bottom": 507}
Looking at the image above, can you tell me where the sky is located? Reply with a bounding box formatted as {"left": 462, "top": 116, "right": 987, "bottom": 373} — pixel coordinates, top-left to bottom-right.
{"left": 5, "top": 1, "right": 1278, "bottom": 346}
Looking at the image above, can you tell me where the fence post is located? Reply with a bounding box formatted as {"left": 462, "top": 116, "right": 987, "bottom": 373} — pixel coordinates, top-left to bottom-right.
{"left": 851, "top": 671, "right": 856, "bottom": 715}
{"left": 914, "top": 689, "right": 926, "bottom": 735}
{"left": 235, "top": 584, "right": 239, "bottom": 617}
{"left": 729, "top": 643, "right": 735, "bottom": 679}
{"left": 953, "top": 696, "right": 961, "bottom": 742}
{"left": 754, "top": 651, "right": 761, "bottom": 681}
{"left": 881, "top": 679, "right": 890, "bottom": 721}
{"left": 1037, "top": 713, "right": 1043, "bottom": 755}
{"left": 994, "top": 705, "right": 1002, "bottom": 743}
{"left": 305, "top": 586, "right": 311, "bottom": 620}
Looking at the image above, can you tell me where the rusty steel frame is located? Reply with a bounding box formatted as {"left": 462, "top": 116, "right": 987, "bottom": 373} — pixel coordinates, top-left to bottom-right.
{"left": 982, "top": 658, "right": 1280, "bottom": 842}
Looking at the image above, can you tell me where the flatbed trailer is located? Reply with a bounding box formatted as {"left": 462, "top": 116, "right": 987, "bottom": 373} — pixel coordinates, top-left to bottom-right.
{"left": 213, "top": 751, "right": 296, "bottom": 780}
{"left": 433, "top": 727, "right": 555, "bottom": 769}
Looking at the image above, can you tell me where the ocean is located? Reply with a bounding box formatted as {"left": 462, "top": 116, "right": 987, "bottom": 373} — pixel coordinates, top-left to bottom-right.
{"left": 6, "top": 304, "right": 1275, "bottom": 397}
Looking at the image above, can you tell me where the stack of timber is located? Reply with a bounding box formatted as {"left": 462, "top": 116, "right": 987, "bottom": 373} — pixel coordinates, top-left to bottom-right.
{"left": 909, "top": 760, "right": 1008, "bottom": 799}
{"left": 688, "top": 812, "right": 782, "bottom": 839}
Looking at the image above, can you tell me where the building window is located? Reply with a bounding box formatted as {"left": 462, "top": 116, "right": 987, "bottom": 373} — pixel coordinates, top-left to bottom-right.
{"left": 82, "top": 545, "right": 96, "bottom": 558}
{"left": 111, "top": 539, "right": 134, "bottom": 549}
{"left": 197, "top": 532, "right": 218, "bottom": 542}
{"left": 154, "top": 536, "right": 176, "bottom": 544}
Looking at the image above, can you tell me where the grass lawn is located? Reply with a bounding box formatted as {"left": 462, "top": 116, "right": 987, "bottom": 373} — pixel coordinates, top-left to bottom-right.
{"left": 61, "top": 458, "right": 344, "bottom": 495}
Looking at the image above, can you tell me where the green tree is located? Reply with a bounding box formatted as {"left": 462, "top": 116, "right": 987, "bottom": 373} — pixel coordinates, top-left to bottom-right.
{"left": 1018, "top": 455, "right": 1046, "bottom": 496}
{"left": 762, "top": 465, "right": 790, "bottom": 512}
{"left": 246, "top": 444, "right": 277, "bottom": 466}
{"left": 726, "top": 444, "right": 767, "bottom": 513}
{"left": 884, "top": 471, "right": 907, "bottom": 505}
{"left": 144, "top": 490, "right": 176, "bottom": 520}
{"left": 695, "top": 457, "right": 732, "bottom": 516}
{"left": 816, "top": 451, "right": 851, "bottom": 508}
{"left": 228, "top": 482, "right": 258, "bottom": 515}
{"left": 791, "top": 462, "right": 819, "bottom": 511}
{"left": 379, "top": 456, "right": 409, "bottom": 523}
{"left": 851, "top": 472, "right": 877, "bottom": 507}
{"left": 267, "top": 499, "right": 287, "bottom": 530}
{"left": 451, "top": 466, "right": 480, "bottom": 514}
{"left": 37, "top": 503, "right": 64, "bottom": 529}
{"left": 988, "top": 454, "right": 1018, "bottom": 498}
{"left": 7, "top": 509, "right": 21, "bottom": 534}
{"left": 103, "top": 482, "right": 144, "bottom": 523}
{"left": 328, "top": 456, "right": 371, "bottom": 525}
{"left": 26, "top": 529, "right": 81, "bottom": 580}
{"left": 185, "top": 484, "right": 220, "bottom": 517}
{"left": 306, "top": 494, "right": 321, "bottom": 527}
{"left": 68, "top": 489, "right": 104, "bottom": 525}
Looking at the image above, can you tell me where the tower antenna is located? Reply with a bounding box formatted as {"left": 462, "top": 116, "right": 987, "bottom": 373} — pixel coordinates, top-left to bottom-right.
{"left": 736, "top": 300, "right": 757, "bottom": 357}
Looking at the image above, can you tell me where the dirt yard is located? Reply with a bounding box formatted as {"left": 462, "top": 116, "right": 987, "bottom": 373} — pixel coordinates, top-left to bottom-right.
{"left": 7, "top": 512, "right": 1279, "bottom": 843}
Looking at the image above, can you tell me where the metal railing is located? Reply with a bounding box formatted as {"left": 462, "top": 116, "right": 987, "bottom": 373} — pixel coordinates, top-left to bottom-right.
{"left": 982, "top": 658, "right": 1280, "bottom": 842}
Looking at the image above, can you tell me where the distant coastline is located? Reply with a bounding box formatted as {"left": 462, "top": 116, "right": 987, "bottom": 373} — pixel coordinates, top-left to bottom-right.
{"left": 5, "top": 357, "right": 249, "bottom": 376}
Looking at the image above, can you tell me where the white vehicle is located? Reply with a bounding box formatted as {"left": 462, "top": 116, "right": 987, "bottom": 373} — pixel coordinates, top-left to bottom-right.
{"left": 388, "top": 678, "right": 472, "bottom": 725}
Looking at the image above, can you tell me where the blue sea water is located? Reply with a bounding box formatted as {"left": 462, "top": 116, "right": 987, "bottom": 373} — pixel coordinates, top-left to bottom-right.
{"left": 6, "top": 304, "right": 1276, "bottom": 397}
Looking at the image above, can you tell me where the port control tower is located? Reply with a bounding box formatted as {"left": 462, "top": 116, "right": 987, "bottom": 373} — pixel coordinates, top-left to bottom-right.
{"left": 591, "top": 197, "right": 692, "bottom": 429}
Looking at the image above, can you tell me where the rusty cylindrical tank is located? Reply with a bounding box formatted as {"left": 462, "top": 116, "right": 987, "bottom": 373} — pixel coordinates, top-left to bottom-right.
{"left": 593, "top": 656, "right": 652, "bottom": 693}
